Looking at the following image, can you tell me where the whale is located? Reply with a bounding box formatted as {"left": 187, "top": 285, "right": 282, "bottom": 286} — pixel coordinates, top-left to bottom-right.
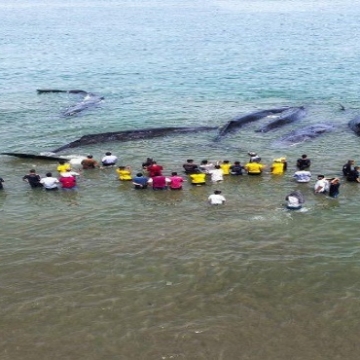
{"left": 214, "top": 107, "right": 293, "bottom": 140}
{"left": 255, "top": 106, "right": 306, "bottom": 133}
{"left": 37, "top": 89, "right": 104, "bottom": 116}
{"left": 1, "top": 152, "right": 69, "bottom": 161}
{"left": 272, "top": 123, "right": 335, "bottom": 147}
{"left": 51, "top": 126, "right": 218, "bottom": 153}
{"left": 348, "top": 116, "right": 360, "bottom": 135}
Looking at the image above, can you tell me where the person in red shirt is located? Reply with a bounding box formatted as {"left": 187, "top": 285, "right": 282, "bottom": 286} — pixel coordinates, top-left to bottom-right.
{"left": 147, "top": 161, "right": 163, "bottom": 177}
{"left": 148, "top": 172, "right": 169, "bottom": 190}
{"left": 59, "top": 173, "right": 77, "bottom": 189}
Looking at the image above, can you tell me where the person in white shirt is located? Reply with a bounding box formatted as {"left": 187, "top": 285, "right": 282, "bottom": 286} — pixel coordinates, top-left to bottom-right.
{"left": 314, "top": 175, "right": 329, "bottom": 194}
{"left": 199, "top": 160, "right": 215, "bottom": 174}
{"left": 101, "top": 152, "right": 118, "bottom": 167}
{"left": 40, "top": 172, "right": 60, "bottom": 190}
{"left": 208, "top": 190, "right": 226, "bottom": 205}
{"left": 208, "top": 165, "right": 224, "bottom": 183}
{"left": 285, "top": 190, "right": 304, "bottom": 210}
{"left": 293, "top": 170, "right": 311, "bottom": 183}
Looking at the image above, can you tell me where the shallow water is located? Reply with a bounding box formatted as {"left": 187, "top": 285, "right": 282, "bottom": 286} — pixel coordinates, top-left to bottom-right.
{"left": 1, "top": 1, "right": 360, "bottom": 359}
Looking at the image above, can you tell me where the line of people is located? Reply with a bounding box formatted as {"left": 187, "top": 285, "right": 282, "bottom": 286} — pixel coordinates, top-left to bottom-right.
{"left": 2, "top": 152, "right": 360, "bottom": 209}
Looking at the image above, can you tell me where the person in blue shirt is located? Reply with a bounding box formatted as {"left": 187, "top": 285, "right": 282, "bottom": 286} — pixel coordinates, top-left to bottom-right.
{"left": 132, "top": 173, "right": 149, "bottom": 189}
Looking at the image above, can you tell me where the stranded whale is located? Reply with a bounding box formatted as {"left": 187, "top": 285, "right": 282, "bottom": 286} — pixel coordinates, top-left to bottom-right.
{"left": 255, "top": 106, "right": 306, "bottom": 133}
{"left": 51, "top": 126, "right": 217, "bottom": 153}
{"left": 272, "top": 123, "right": 335, "bottom": 147}
{"left": 1, "top": 152, "right": 69, "bottom": 161}
{"left": 214, "top": 107, "right": 293, "bottom": 140}
{"left": 37, "top": 89, "right": 104, "bottom": 116}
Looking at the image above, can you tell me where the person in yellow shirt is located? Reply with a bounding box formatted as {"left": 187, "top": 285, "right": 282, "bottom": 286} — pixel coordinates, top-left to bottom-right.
{"left": 57, "top": 160, "right": 71, "bottom": 174}
{"left": 220, "top": 160, "right": 231, "bottom": 175}
{"left": 116, "top": 166, "right": 132, "bottom": 181}
{"left": 245, "top": 161, "right": 265, "bottom": 175}
{"left": 271, "top": 158, "right": 287, "bottom": 175}
{"left": 189, "top": 170, "right": 206, "bottom": 185}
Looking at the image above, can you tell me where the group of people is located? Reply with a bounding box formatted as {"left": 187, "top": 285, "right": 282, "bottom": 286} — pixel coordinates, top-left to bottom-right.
{"left": 2, "top": 151, "right": 359, "bottom": 208}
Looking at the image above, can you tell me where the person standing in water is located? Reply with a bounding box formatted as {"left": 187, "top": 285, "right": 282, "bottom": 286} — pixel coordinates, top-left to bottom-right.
{"left": 296, "top": 154, "right": 311, "bottom": 170}
{"left": 22, "top": 169, "right": 42, "bottom": 188}
{"left": 328, "top": 178, "right": 341, "bottom": 198}
{"left": 208, "top": 190, "right": 226, "bottom": 205}
{"left": 81, "top": 155, "right": 99, "bottom": 169}
{"left": 285, "top": 190, "right": 304, "bottom": 210}
{"left": 40, "top": 172, "right": 60, "bottom": 190}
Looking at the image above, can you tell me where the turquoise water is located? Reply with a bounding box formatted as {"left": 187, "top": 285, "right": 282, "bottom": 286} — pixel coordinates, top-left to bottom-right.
{"left": 1, "top": 1, "right": 360, "bottom": 359}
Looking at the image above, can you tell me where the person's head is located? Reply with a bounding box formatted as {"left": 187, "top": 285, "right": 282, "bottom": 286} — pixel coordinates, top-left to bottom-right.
{"left": 136, "top": 173, "right": 143, "bottom": 177}
{"left": 248, "top": 152, "right": 257, "bottom": 157}
{"left": 105, "top": 152, "right": 112, "bottom": 156}
{"left": 215, "top": 165, "right": 221, "bottom": 169}
{"left": 234, "top": 161, "right": 240, "bottom": 165}
{"left": 317, "top": 174, "right": 325, "bottom": 179}
{"left": 223, "top": 160, "right": 229, "bottom": 164}
{"left": 201, "top": 160, "right": 208, "bottom": 165}
{"left": 58, "top": 160, "right": 65, "bottom": 165}
{"left": 118, "top": 166, "right": 125, "bottom": 170}
{"left": 171, "top": 172, "right": 177, "bottom": 176}
{"left": 355, "top": 166, "right": 360, "bottom": 171}
{"left": 46, "top": 172, "right": 52, "bottom": 177}
{"left": 29, "top": 169, "right": 36, "bottom": 173}
{"left": 214, "top": 190, "right": 222, "bottom": 195}
{"left": 187, "top": 159, "right": 193, "bottom": 163}
{"left": 87, "top": 155, "right": 93, "bottom": 159}
{"left": 301, "top": 154, "right": 307, "bottom": 159}
{"left": 348, "top": 159, "right": 355, "bottom": 164}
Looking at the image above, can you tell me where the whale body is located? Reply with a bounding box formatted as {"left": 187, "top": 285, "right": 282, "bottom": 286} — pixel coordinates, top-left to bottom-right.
{"left": 37, "top": 89, "right": 104, "bottom": 116}
{"left": 272, "top": 123, "right": 335, "bottom": 147}
{"left": 348, "top": 116, "right": 360, "bottom": 135}
{"left": 255, "top": 106, "right": 306, "bottom": 133}
{"left": 51, "top": 126, "right": 217, "bottom": 153}
{"left": 1, "top": 152, "right": 69, "bottom": 161}
{"left": 214, "top": 107, "right": 292, "bottom": 140}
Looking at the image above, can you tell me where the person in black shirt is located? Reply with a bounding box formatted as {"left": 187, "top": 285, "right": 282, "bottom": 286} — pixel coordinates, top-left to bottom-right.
{"left": 183, "top": 159, "right": 199, "bottom": 174}
{"left": 0, "top": 177, "right": 4, "bottom": 189}
{"left": 296, "top": 154, "right": 311, "bottom": 170}
{"left": 342, "top": 159, "right": 355, "bottom": 176}
{"left": 22, "top": 169, "right": 42, "bottom": 188}
{"left": 328, "top": 178, "right": 341, "bottom": 198}
{"left": 230, "top": 161, "right": 245, "bottom": 175}
{"left": 346, "top": 166, "right": 360, "bottom": 183}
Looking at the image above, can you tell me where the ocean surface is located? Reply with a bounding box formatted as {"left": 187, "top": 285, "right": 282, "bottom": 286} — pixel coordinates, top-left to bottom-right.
{"left": 1, "top": 1, "right": 360, "bottom": 359}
